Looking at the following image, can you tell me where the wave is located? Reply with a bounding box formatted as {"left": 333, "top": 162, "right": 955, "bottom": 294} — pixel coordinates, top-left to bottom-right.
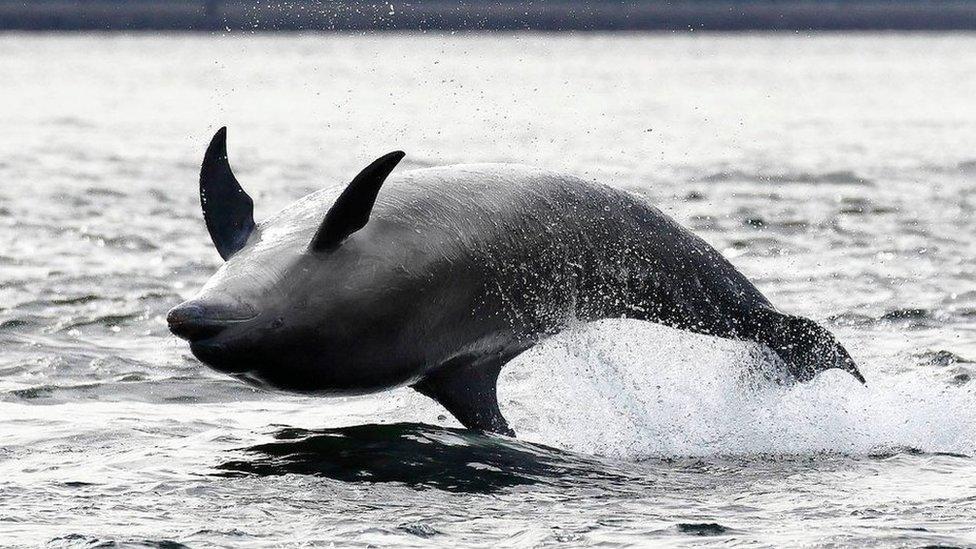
{"left": 47, "top": 535, "right": 189, "bottom": 549}
{"left": 217, "top": 422, "right": 634, "bottom": 494}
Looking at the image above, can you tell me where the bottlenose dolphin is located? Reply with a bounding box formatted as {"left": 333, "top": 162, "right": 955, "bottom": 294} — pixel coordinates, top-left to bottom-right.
{"left": 168, "top": 128, "right": 864, "bottom": 436}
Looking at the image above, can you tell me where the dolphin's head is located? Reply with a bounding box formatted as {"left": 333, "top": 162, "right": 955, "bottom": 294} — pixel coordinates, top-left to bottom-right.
{"left": 167, "top": 245, "right": 289, "bottom": 382}
{"left": 167, "top": 127, "right": 408, "bottom": 394}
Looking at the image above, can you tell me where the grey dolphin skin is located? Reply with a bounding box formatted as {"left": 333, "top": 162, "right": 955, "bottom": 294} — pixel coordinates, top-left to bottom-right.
{"left": 168, "top": 128, "right": 865, "bottom": 437}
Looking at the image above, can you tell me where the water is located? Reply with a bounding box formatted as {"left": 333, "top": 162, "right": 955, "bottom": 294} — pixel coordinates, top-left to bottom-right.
{"left": 1, "top": 32, "right": 975, "bottom": 547}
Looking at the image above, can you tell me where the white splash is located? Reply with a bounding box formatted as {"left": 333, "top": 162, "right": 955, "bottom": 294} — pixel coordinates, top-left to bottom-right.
{"left": 497, "top": 319, "right": 976, "bottom": 459}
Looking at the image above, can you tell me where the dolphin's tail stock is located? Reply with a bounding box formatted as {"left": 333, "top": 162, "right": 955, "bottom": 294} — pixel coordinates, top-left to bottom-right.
{"left": 747, "top": 308, "right": 866, "bottom": 384}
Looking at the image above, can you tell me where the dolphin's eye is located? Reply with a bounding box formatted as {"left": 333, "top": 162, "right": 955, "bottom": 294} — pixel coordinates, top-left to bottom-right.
{"left": 270, "top": 317, "right": 284, "bottom": 329}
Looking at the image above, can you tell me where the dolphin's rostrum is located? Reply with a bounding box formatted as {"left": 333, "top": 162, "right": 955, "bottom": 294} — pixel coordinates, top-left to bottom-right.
{"left": 168, "top": 128, "right": 865, "bottom": 437}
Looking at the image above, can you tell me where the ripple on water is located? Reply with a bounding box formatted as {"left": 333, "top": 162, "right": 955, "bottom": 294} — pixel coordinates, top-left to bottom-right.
{"left": 398, "top": 522, "right": 442, "bottom": 538}
{"left": 216, "top": 423, "right": 636, "bottom": 494}
{"left": 674, "top": 522, "right": 735, "bottom": 536}
{"left": 58, "top": 312, "right": 144, "bottom": 331}
{"left": 958, "top": 159, "right": 976, "bottom": 173}
{"left": 48, "top": 535, "right": 191, "bottom": 549}
{"left": 880, "top": 308, "right": 932, "bottom": 321}
{"left": 5, "top": 376, "right": 260, "bottom": 405}
{"left": 698, "top": 169, "right": 873, "bottom": 186}
{"left": 0, "top": 318, "right": 33, "bottom": 330}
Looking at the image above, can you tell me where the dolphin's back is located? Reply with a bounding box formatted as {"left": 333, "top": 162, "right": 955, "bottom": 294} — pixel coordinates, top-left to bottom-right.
{"left": 372, "top": 164, "right": 862, "bottom": 387}
{"left": 260, "top": 163, "right": 860, "bottom": 382}
{"left": 356, "top": 163, "right": 771, "bottom": 340}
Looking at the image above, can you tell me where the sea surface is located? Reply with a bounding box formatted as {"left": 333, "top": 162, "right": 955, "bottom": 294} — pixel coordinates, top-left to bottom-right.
{"left": 1, "top": 32, "right": 975, "bottom": 548}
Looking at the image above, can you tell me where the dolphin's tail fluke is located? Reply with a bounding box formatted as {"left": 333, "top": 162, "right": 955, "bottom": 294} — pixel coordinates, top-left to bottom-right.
{"left": 749, "top": 309, "right": 866, "bottom": 384}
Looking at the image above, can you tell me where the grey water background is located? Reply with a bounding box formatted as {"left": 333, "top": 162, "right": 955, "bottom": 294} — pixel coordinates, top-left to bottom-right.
{"left": 8, "top": 1, "right": 976, "bottom": 31}
{"left": 1, "top": 32, "right": 975, "bottom": 547}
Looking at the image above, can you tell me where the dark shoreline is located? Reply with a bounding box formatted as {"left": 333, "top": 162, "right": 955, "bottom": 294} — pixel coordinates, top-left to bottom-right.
{"left": 2, "top": 1, "right": 976, "bottom": 32}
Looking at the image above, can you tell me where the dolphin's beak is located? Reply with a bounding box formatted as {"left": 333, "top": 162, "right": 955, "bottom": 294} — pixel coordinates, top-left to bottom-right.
{"left": 166, "top": 300, "right": 257, "bottom": 342}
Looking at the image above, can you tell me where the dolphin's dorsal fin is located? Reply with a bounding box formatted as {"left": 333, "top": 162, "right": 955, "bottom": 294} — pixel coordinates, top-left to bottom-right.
{"left": 200, "top": 127, "right": 256, "bottom": 260}
{"left": 309, "top": 151, "right": 405, "bottom": 252}
{"left": 412, "top": 354, "right": 516, "bottom": 437}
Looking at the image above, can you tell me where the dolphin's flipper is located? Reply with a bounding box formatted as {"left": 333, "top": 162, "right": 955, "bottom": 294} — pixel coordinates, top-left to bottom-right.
{"left": 310, "top": 151, "right": 405, "bottom": 252}
{"left": 200, "top": 127, "right": 256, "bottom": 260}
{"left": 749, "top": 308, "right": 865, "bottom": 384}
{"left": 412, "top": 355, "right": 515, "bottom": 437}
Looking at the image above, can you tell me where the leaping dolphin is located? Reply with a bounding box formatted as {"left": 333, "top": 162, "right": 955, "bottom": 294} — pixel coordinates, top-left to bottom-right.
{"left": 168, "top": 128, "right": 864, "bottom": 436}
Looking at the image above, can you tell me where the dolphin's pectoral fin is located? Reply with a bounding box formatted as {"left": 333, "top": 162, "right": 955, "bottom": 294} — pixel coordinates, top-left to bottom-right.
{"left": 412, "top": 355, "right": 514, "bottom": 437}
{"left": 309, "top": 150, "right": 406, "bottom": 252}
{"left": 200, "top": 127, "right": 256, "bottom": 260}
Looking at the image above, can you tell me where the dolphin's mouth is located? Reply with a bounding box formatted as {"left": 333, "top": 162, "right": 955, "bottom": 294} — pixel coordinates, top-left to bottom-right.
{"left": 172, "top": 304, "right": 262, "bottom": 375}
{"left": 173, "top": 316, "right": 256, "bottom": 341}
{"left": 167, "top": 302, "right": 257, "bottom": 342}
{"left": 189, "top": 339, "right": 254, "bottom": 374}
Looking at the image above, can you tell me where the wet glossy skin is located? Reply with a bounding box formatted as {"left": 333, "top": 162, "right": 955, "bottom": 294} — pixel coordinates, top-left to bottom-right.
{"left": 169, "top": 162, "right": 862, "bottom": 437}
{"left": 170, "top": 163, "right": 781, "bottom": 393}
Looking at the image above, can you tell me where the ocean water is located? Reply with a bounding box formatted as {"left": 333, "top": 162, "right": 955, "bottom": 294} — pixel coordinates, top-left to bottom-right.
{"left": 1, "top": 32, "right": 975, "bottom": 547}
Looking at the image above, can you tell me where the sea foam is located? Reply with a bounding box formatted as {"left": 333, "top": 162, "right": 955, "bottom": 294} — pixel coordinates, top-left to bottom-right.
{"left": 496, "top": 319, "right": 975, "bottom": 459}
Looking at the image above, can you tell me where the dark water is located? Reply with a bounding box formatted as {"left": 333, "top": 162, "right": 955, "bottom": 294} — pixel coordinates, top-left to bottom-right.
{"left": 1, "top": 33, "right": 975, "bottom": 547}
